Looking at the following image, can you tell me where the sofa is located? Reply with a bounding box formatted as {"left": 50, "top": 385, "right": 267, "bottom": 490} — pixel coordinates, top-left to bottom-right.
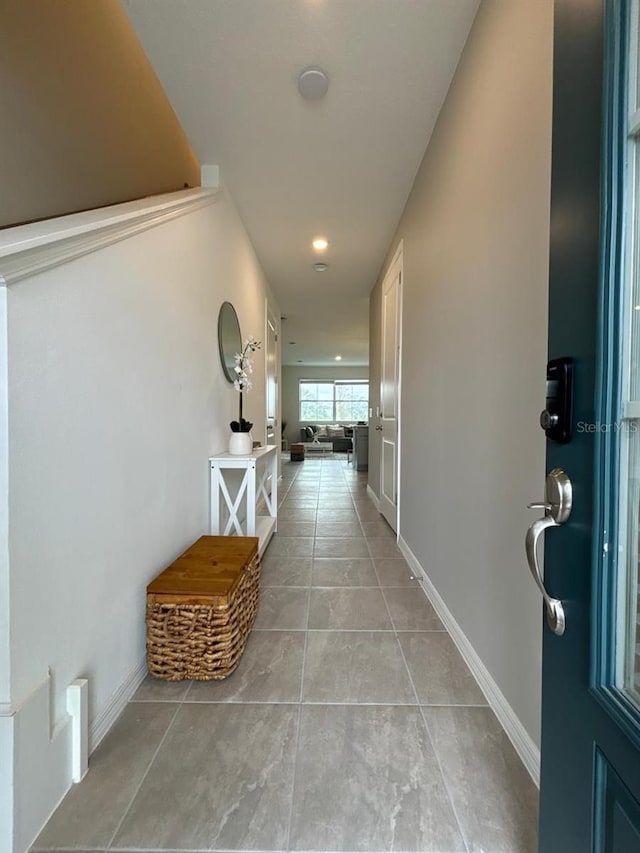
{"left": 300, "top": 424, "right": 354, "bottom": 453}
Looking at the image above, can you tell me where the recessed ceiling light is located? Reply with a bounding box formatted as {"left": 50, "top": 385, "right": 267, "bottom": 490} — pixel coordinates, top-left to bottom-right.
{"left": 314, "top": 262, "right": 328, "bottom": 272}
{"left": 312, "top": 237, "right": 328, "bottom": 252}
{"left": 298, "top": 67, "right": 329, "bottom": 100}
{"left": 335, "top": 355, "right": 342, "bottom": 361}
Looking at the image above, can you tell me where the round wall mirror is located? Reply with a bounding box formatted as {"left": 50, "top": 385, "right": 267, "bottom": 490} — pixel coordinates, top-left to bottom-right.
{"left": 218, "top": 302, "right": 242, "bottom": 383}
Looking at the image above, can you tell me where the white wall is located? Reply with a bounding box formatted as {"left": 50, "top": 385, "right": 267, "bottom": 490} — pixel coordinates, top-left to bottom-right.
{"left": 0, "top": 186, "right": 279, "bottom": 849}
{"left": 369, "top": 0, "right": 552, "bottom": 755}
{"left": 282, "top": 365, "right": 369, "bottom": 446}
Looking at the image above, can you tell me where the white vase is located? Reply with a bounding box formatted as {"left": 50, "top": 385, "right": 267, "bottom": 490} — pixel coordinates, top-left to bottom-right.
{"left": 229, "top": 431, "right": 253, "bottom": 455}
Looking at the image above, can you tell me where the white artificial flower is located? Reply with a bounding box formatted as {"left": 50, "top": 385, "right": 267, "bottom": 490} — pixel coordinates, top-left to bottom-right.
{"left": 231, "top": 335, "right": 261, "bottom": 418}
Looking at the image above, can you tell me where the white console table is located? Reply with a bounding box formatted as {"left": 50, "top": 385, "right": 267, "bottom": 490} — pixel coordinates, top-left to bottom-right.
{"left": 209, "top": 445, "right": 278, "bottom": 556}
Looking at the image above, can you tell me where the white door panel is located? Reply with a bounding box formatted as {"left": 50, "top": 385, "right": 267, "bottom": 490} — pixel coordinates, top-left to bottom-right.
{"left": 379, "top": 247, "right": 402, "bottom": 531}
{"left": 266, "top": 311, "right": 277, "bottom": 447}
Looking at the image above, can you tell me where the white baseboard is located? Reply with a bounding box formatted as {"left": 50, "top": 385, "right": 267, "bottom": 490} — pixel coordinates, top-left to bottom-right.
{"left": 0, "top": 712, "right": 15, "bottom": 852}
{"left": 397, "top": 535, "right": 541, "bottom": 787}
{"left": 366, "top": 484, "right": 381, "bottom": 511}
{"left": 89, "top": 657, "right": 147, "bottom": 752}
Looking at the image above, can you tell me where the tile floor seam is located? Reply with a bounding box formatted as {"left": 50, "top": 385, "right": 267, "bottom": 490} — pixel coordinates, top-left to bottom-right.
{"left": 154, "top": 700, "right": 426, "bottom": 708}
{"left": 370, "top": 557, "right": 414, "bottom": 589}
{"left": 104, "top": 703, "right": 182, "bottom": 852}
{"left": 180, "top": 698, "right": 301, "bottom": 705}
{"left": 283, "top": 704, "right": 303, "bottom": 853}
{"left": 379, "top": 583, "right": 447, "bottom": 632}
{"left": 298, "top": 578, "right": 313, "bottom": 704}
{"left": 395, "top": 631, "right": 472, "bottom": 853}
{"left": 312, "top": 556, "right": 379, "bottom": 560}
{"left": 130, "top": 697, "right": 204, "bottom": 704}
{"left": 239, "top": 627, "right": 448, "bottom": 633}
{"left": 142, "top": 698, "right": 493, "bottom": 708}
{"left": 304, "top": 584, "right": 382, "bottom": 589}
{"left": 108, "top": 849, "right": 286, "bottom": 853}
{"left": 182, "top": 672, "right": 195, "bottom": 703}
{"left": 282, "top": 564, "right": 313, "bottom": 853}
{"left": 378, "top": 585, "right": 400, "bottom": 634}
{"left": 300, "top": 700, "right": 418, "bottom": 707}
{"left": 376, "top": 574, "right": 471, "bottom": 853}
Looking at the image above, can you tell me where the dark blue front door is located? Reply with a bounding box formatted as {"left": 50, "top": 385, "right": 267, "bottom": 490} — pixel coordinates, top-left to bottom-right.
{"left": 538, "top": 1, "right": 640, "bottom": 850}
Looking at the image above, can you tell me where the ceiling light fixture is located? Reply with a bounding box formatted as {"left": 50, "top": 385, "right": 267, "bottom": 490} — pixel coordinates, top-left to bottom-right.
{"left": 314, "top": 262, "right": 328, "bottom": 272}
{"left": 312, "top": 237, "right": 328, "bottom": 252}
{"left": 298, "top": 67, "right": 329, "bottom": 100}
{"left": 335, "top": 355, "right": 342, "bottom": 361}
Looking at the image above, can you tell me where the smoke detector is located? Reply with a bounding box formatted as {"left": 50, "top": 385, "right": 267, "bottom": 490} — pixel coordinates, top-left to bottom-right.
{"left": 314, "top": 262, "right": 329, "bottom": 272}
{"left": 298, "top": 67, "right": 329, "bottom": 100}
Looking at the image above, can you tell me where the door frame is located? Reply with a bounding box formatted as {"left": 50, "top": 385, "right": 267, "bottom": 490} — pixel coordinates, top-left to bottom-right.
{"left": 264, "top": 300, "right": 279, "bottom": 448}
{"left": 592, "top": 0, "right": 629, "bottom": 728}
{"left": 539, "top": 0, "right": 640, "bottom": 847}
{"left": 591, "top": 0, "right": 640, "bottom": 749}
{"left": 378, "top": 239, "right": 403, "bottom": 535}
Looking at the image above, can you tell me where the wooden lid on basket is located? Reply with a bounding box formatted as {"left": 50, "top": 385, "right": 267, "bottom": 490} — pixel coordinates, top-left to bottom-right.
{"left": 147, "top": 536, "right": 259, "bottom": 600}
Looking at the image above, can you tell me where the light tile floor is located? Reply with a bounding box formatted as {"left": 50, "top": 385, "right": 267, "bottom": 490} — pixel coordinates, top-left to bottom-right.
{"left": 33, "top": 456, "right": 538, "bottom": 853}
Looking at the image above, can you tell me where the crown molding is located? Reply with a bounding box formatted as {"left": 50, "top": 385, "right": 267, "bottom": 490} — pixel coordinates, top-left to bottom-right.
{"left": 0, "top": 187, "right": 220, "bottom": 286}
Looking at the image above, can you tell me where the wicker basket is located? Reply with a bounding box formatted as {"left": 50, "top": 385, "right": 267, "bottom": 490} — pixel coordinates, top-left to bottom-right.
{"left": 146, "top": 536, "right": 260, "bottom": 681}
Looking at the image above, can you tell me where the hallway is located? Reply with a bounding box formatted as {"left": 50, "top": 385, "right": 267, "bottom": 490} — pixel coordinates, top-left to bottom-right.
{"left": 32, "top": 457, "right": 538, "bottom": 853}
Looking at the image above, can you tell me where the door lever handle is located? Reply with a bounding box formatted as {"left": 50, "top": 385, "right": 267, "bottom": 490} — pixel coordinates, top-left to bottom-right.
{"left": 525, "top": 516, "right": 565, "bottom": 635}
{"left": 524, "top": 468, "right": 572, "bottom": 637}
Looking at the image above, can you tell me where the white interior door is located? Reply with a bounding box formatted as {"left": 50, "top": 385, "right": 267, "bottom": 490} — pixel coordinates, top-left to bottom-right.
{"left": 379, "top": 246, "right": 402, "bottom": 531}
{"left": 265, "top": 309, "right": 277, "bottom": 447}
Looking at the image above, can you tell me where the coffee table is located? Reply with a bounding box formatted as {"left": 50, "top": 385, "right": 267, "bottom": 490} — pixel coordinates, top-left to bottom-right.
{"left": 301, "top": 441, "right": 334, "bottom": 457}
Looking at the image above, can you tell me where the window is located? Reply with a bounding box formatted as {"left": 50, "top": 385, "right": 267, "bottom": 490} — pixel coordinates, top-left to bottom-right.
{"left": 615, "top": 6, "right": 640, "bottom": 706}
{"left": 299, "top": 380, "right": 368, "bottom": 423}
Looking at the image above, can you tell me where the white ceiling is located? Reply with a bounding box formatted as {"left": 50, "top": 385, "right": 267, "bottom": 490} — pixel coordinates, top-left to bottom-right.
{"left": 123, "top": 0, "right": 479, "bottom": 366}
